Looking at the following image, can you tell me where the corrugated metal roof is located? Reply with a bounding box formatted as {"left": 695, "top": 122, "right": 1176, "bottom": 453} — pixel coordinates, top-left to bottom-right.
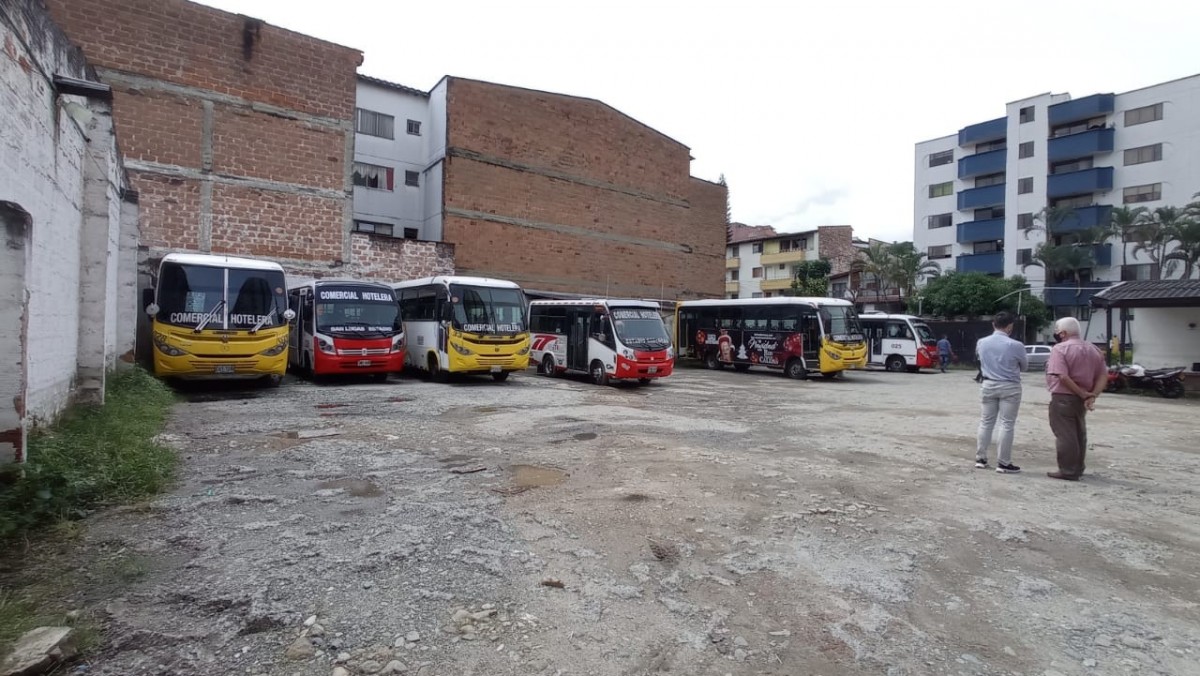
{"left": 1090, "top": 280, "right": 1200, "bottom": 308}
{"left": 357, "top": 74, "right": 428, "bottom": 97}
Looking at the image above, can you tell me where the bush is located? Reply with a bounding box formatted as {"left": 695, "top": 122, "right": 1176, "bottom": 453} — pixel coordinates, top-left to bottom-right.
{"left": 0, "top": 368, "right": 177, "bottom": 541}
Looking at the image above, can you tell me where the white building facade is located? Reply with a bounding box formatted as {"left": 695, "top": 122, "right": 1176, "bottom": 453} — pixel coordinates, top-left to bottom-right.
{"left": 913, "top": 73, "right": 1200, "bottom": 338}
{"left": 352, "top": 76, "right": 447, "bottom": 243}
{"left": 724, "top": 230, "right": 822, "bottom": 299}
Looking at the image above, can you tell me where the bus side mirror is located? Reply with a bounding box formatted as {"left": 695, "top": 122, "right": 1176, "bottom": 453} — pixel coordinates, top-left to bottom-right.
{"left": 283, "top": 309, "right": 296, "bottom": 322}
{"left": 145, "top": 302, "right": 159, "bottom": 317}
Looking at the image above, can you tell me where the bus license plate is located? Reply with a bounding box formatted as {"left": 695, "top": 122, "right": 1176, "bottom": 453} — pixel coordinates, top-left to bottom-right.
{"left": 214, "top": 364, "right": 235, "bottom": 374}
{"left": 647, "top": 366, "right": 657, "bottom": 374}
{"left": 490, "top": 366, "right": 502, "bottom": 373}
{"left": 357, "top": 360, "right": 372, "bottom": 367}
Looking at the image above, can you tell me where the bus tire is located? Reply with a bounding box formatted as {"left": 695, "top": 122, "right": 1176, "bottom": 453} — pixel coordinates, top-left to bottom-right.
{"left": 885, "top": 355, "right": 906, "bottom": 372}
{"left": 541, "top": 354, "right": 557, "bottom": 377}
{"left": 590, "top": 360, "right": 609, "bottom": 386}
{"left": 821, "top": 371, "right": 839, "bottom": 380}
{"left": 906, "top": 365, "right": 920, "bottom": 374}
{"left": 638, "top": 378, "right": 652, "bottom": 385}
{"left": 733, "top": 363, "right": 750, "bottom": 372}
{"left": 785, "top": 358, "right": 807, "bottom": 380}
{"left": 261, "top": 374, "right": 283, "bottom": 389}
{"left": 492, "top": 371, "right": 510, "bottom": 383}
{"left": 373, "top": 372, "right": 389, "bottom": 383}
{"left": 704, "top": 351, "right": 723, "bottom": 370}
{"left": 428, "top": 353, "right": 448, "bottom": 383}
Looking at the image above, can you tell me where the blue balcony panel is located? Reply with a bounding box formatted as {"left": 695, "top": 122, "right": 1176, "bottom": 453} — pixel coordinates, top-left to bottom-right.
{"left": 1093, "top": 243, "right": 1112, "bottom": 267}
{"left": 1049, "top": 93, "right": 1115, "bottom": 126}
{"left": 957, "top": 183, "right": 1006, "bottom": 211}
{"left": 1051, "top": 205, "right": 1113, "bottom": 234}
{"left": 956, "top": 218, "right": 1006, "bottom": 244}
{"left": 956, "top": 251, "right": 1004, "bottom": 275}
{"left": 1046, "top": 166, "right": 1114, "bottom": 199}
{"left": 958, "top": 117, "right": 1007, "bottom": 147}
{"left": 957, "top": 148, "right": 1007, "bottom": 179}
{"left": 1048, "top": 128, "right": 1115, "bottom": 162}
{"left": 1044, "top": 281, "right": 1112, "bottom": 308}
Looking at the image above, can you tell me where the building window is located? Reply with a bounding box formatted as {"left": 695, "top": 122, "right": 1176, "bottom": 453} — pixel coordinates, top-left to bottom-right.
{"left": 1051, "top": 194, "right": 1093, "bottom": 209}
{"left": 353, "top": 219, "right": 394, "bottom": 236}
{"left": 1051, "top": 157, "right": 1094, "bottom": 175}
{"left": 1123, "top": 143, "right": 1163, "bottom": 166}
{"left": 751, "top": 292, "right": 763, "bottom": 299}
{"left": 779, "top": 237, "right": 808, "bottom": 252}
{"left": 406, "top": 119, "right": 421, "bottom": 136}
{"left": 1018, "top": 213, "right": 1035, "bottom": 230}
{"left": 927, "top": 244, "right": 952, "bottom": 260}
{"left": 928, "top": 213, "right": 953, "bottom": 229}
{"left": 728, "top": 269, "right": 739, "bottom": 281}
{"left": 751, "top": 242, "right": 763, "bottom": 254}
{"left": 929, "top": 181, "right": 953, "bottom": 198}
{"left": 355, "top": 108, "right": 395, "bottom": 139}
{"left": 1017, "top": 248, "right": 1032, "bottom": 265}
{"left": 1123, "top": 183, "right": 1161, "bottom": 204}
{"left": 1018, "top": 141, "right": 1034, "bottom": 159}
{"left": 831, "top": 282, "right": 848, "bottom": 298}
{"left": 352, "top": 162, "right": 393, "bottom": 190}
{"left": 975, "top": 139, "right": 1006, "bottom": 153}
{"left": 1121, "top": 263, "right": 1159, "bottom": 281}
{"left": 1050, "top": 116, "right": 1107, "bottom": 138}
{"left": 751, "top": 267, "right": 763, "bottom": 279}
{"left": 1017, "top": 177, "right": 1033, "bottom": 194}
{"left": 975, "top": 172, "right": 1005, "bottom": 188}
{"left": 974, "top": 207, "right": 1004, "bottom": 219}
{"left": 405, "top": 170, "right": 420, "bottom": 187}
{"left": 1019, "top": 106, "right": 1035, "bottom": 123}
{"left": 1124, "top": 103, "right": 1163, "bottom": 127}
{"left": 973, "top": 240, "right": 1002, "bottom": 254}
{"left": 403, "top": 228, "right": 419, "bottom": 239}
{"left": 929, "top": 149, "right": 954, "bottom": 167}
{"left": 726, "top": 247, "right": 736, "bottom": 258}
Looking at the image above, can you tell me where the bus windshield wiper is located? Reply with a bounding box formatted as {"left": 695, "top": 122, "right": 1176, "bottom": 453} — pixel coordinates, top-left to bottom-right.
{"left": 194, "top": 300, "right": 226, "bottom": 333}
{"left": 250, "top": 307, "right": 276, "bottom": 334}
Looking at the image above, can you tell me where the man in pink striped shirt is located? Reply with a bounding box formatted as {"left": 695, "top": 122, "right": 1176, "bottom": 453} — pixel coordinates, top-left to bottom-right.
{"left": 1044, "top": 317, "right": 1108, "bottom": 481}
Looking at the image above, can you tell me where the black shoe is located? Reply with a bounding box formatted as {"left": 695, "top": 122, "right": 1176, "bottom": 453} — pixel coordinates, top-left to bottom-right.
{"left": 996, "top": 462, "right": 1021, "bottom": 474}
{"left": 975, "top": 460, "right": 989, "bottom": 469}
{"left": 1047, "top": 471, "right": 1080, "bottom": 481}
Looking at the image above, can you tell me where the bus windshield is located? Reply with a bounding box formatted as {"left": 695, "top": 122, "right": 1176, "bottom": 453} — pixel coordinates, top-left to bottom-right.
{"left": 316, "top": 285, "right": 400, "bottom": 337}
{"left": 913, "top": 322, "right": 937, "bottom": 345}
{"left": 818, "top": 304, "right": 864, "bottom": 343}
{"left": 156, "top": 262, "right": 287, "bottom": 330}
{"left": 610, "top": 308, "right": 670, "bottom": 350}
{"left": 449, "top": 284, "right": 526, "bottom": 335}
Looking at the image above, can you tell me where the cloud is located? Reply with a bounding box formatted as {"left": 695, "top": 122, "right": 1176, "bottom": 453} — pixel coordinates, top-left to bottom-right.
{"left": 761, "top": 187, "right": 850, "bottom": 229}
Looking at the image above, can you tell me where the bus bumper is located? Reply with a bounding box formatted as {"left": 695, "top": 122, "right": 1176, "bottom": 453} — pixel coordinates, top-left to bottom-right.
{"left": 153, "top": 349, "right": 288, "bottom": 379}
{"left": 314, "top": 350, "right": 405, "bottom": 375}
{"left": 614, "top": 356, "right": 674, "bottom": 379}
{"left": 447, "top": 350, "right": 531, "bottom": 374}
{"left": 819, "top": 343, "right": 868, "bottom": 373}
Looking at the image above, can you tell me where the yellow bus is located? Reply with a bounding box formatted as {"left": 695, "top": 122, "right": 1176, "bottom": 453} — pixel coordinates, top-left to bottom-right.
{"left": 392, "top": 276, "right": 530, "bottom": 382}
{"left": 145, "top": 253, "right": 294, "bottom": 386}
{"left": 675, "top": 297, "right": 867, "bottom": 379}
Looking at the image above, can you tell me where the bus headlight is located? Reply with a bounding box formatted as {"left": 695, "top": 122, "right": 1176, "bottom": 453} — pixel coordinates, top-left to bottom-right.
{"left": 517, "top": 343, "right": 530, "bottom": 356}
{"left": 620, "top": 348, "right": 635, "bottom": 359}
{"left": 317, "top": 337, "right": 335, "bottom": 354}
{"left": 391, "top": 333, "right": 405, "bottom": 353}
{"left": 153, "top": 332, "right": 188, "bottom": 357}
{"left": 666, "top": 347, "right": 674, "bottom": 359}
{"left": 259, "top": 335, "right": 288, "bottom": 357}
{"left": 451, "top": 342, "right": 474, "bottom": 356}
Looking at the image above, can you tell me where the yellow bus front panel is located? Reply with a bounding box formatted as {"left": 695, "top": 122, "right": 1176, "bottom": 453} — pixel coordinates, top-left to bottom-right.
{"left": 152, "top": 321, "right": 289, "bottom": 379}
{"left": 818, "top": 338, "right": 868, "bottom": 374}
{"left": 445, "top": 331, "right": 531, "bottom": 374}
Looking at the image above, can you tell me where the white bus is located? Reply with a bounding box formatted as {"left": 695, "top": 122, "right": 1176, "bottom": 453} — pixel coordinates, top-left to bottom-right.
{"left": 857, "top": 312, "right": 939, "bottom": 372}
{"left": 392, "top": 276, "right": 530, "bottom": 382}
{"left": 529, "top": 299, "right": 674, "bottom": 386}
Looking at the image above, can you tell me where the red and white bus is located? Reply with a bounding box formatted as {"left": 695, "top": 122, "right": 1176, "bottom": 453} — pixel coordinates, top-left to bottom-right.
{"left": 857, "top": 312, "right": 939, "bottom": 372}
{"left": 287, "top": 280, "right": 405, "bottom": 380}
{"left": 528, "top": 299, "right": 674, "bottom": 385}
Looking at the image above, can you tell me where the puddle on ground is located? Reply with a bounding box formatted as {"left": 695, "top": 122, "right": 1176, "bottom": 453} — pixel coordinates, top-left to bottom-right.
{"left": 511, "top": 464, "right": 568, "bottom": 488}
{"left": 573, "top": 432, "right": 598, "bottom": 441}
{"left": 315, "top": 403, "right": 348, "bottom": 409}
{"left": 316, "top": 478, "right": 383, "bottom": 498}
{"left": 476, "top": 406, "right": 499, "bottom": 413}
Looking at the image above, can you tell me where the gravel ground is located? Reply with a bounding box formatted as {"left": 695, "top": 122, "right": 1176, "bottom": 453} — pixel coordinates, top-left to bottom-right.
{"left": 52, "top": 365, "right": 1200, "bottom": 676}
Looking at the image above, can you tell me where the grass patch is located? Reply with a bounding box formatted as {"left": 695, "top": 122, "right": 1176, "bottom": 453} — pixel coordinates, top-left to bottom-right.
{"left": 0, "top": 367, "right": 177, "bottom": 541}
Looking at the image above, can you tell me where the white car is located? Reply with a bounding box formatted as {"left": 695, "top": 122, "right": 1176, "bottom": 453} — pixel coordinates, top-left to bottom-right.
{"left": 1025, "top": 344, "right": 1052, "bottom": 371}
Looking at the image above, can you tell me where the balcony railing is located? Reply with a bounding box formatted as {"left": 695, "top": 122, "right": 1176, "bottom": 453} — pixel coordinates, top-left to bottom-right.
{"left": 760, "top": 249, "right": 806, "bottom": 266}
{"left": 958, "top": 117, "right": 1007, "bottom": 147}
{"left": 957, "top": 184, "right": 1006, "bottom": 211}
{"left": 1046, "top": 166, "right": 1113, "bottom": 198}
{"left": 1047, "top": 127, "right": 1114, "bottom": 162}
{"left": 1050, "top": 205, "right": 1112, "bottom": 234}
{"left": 1043, "top": 281, "right": 1111, "bottom": 307}
{"left": 726, "top": 257, "right": 740, "bottom": 269}
{"left": 1049, "top": 93, "right": 1115, "bottom": 126}
{"left": 725, "top": 281, "right": 739, "bottom": 294}
{"left": 956, "top": 217, "right": 1005, "bottom": 244}
{"left": 760, "top": 278, "right": 795, "bottom": 292}
{"left": 957, "top": 148, "right": 1007, "bottom": 179}
{"left": 956, "top": 251, "right": 1004, "bottom": 274}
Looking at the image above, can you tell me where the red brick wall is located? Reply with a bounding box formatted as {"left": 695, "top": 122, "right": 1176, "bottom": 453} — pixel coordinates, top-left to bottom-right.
{"left": 818, "top": 226, "right": 857, "bottom": 276}
{"left": 209, "top": 186, "right": 343, "bottom": 260}
{"left": 443, "top": 78, "right": 725, "bottom": 300}
{"left": 348, "top": 235, "right": 455, "bottom": 281}
{"left": 135, "top": 175, "right": 201, "bottom": 250}
{"left": 211, "top": 109, "right": 345, "bottom": 190}
{"left": 110, "top": 89, "right": 205, "bottom": 168}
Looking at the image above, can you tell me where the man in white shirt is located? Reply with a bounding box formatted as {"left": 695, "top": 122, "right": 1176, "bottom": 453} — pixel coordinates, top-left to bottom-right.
{"left": 973, "top": 311, "right": 1028, "bottom": 473}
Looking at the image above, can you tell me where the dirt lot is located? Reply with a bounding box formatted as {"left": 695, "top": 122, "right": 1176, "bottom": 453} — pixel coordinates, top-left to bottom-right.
{"left": 34, "top": 364, "right": 1200, "bottom": 675}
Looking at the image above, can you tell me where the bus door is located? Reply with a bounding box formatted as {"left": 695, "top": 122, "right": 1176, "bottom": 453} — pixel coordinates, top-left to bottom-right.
{"left": 287, "top": 289, "right": 302, "bottom": 364}
{"left": 801, "top": 308, "right": 822, "bottom": 365}
{"left": 569, "top": 311, "right": 589, "bottom": 371}
{"left": 869, "top": 322, "right": 884, "bottom": 360}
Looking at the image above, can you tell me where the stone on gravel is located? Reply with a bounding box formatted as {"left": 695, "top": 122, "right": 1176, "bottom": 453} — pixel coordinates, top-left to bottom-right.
{"left": 405, "top": 631, "right": 420, "bottom": 643}
{"left": 383, "top": 661, "right": 409, "bottom": 674}
{"left": 304, "top": 615, "right": 318, "bottom": 627}
{"left": 1120, "top": 634, "right": 1146, "bottom": 650}
{"left": 1, "top": 627, "right": 77, "bottom": 676}
{"left": 309, "top": 623, "right": 325, "bottom": 637}
{"left": 360, "top": 660, "right": 384, "bottom": 674}
{"left": 332, "top": 668, "right": 351, "bottom": 676}
{"left": 284, "top": 636, "right": 315, "bottom": 661}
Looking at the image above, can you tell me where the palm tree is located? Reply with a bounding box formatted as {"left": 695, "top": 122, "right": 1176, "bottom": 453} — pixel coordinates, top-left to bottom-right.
{"left": 1163, "top": 197, "right": 1200, "bottom": 278}
{"left": 851, "top": 241, "right": 897, "bottom": 303}
{"left": 1023, "top": 242, "right": 1097, "bottom": 296}
{"left": 887, "top": 242, "right": 942, "bottom": 303}
{"left": 1105, "top": 205, "right": 1149, "bottom": 272}
{"left": 1132, "top": 206, "right": 1184, "bottom": 279}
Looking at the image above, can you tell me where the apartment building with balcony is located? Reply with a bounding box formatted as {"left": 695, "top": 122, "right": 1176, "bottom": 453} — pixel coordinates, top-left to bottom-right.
{"left": 913, "top": 73, "right": 1200, "bottom": 334}
{"left": 724, "top": 225, "right": 856, "bottom": 299}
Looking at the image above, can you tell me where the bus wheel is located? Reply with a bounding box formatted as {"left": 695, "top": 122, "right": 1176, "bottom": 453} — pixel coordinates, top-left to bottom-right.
{"left": 885, "top": 355, "right": 906, "bottom": 372}
{"left": 638, "top": 378, "right": 652, "bottom": 385}
{"left": 492, "top": 371, "right": 510, "bottom": 383}
{"left": 260, "top": 374, "right": 283, "bottom": 389}
{"left": 590, "top": 360, "right": 609, "bottom": 386}
{"left": 785, "top": 359, "right": 807, "bottom": 380}
{"left": 541, "top": 354, "right": 557, "bottom": 377}
{"left": 821, "top": 371, "right": 840, "bottom": 380}
{"left": 428, "top": 354, "right": 448, "bottom": 383}
{"left": 704, "top": 351, "right": 723, "bottom": 370}
{"left": 373, "top": 372, "right": 389, "bottom": 383}
{"left": 733, "top": 363, "right": 750, "bottom": 372}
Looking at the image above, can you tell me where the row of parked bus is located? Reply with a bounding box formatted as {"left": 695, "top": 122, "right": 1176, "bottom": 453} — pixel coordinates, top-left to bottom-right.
{"left": 143, "top": 253, "right": 940, "bottom": 388}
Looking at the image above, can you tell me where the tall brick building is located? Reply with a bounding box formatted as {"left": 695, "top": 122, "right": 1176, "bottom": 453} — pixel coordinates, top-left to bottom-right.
{"left": 44, "top": 0, "right": 454, "bottom": 281}
{"left": 354, "top": 76, "right": 728, "bottom": 300}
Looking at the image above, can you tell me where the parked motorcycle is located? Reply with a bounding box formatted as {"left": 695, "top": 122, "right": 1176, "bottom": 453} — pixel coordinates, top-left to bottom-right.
{"left": 1105, "top": 364, "right": 1187, "bottom": 399}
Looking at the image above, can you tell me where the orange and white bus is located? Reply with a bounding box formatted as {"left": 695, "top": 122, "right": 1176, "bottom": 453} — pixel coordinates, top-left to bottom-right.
{"left": 529, "top": 299, "right": 674, "bottom": 385}
{"left": 287, "top": 280, "right": 405, "bottom": 381}
{"left": 857, "top": 312, "right": 939, "bottom": 373}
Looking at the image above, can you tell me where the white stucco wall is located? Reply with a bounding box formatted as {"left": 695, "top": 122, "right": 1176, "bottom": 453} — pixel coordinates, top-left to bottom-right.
{"left": 1126, "top": 307, "right": 1200, "bottom": 370}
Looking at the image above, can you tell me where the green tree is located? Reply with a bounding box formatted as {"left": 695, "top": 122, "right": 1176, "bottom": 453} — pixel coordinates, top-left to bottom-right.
{"left": 916, "top": 272, "right": 1050, "bottom": 334}
{"left": 1024, "top": 240, "right": 1097, "bottom": 295}
{"left": 1131, "top": 206, "right": 1185, "bottom": 279}
{"left": 788, "top": 258, "right": 833, "bottom": 297}
{"left": 851, "top": 241, "right": 896, "bottom": 295}
{"left": 887, "top": 242, "right": 942, "bottom": 303}
{"left": 1104, "top": 205, "right": 1149, "bottom": 271}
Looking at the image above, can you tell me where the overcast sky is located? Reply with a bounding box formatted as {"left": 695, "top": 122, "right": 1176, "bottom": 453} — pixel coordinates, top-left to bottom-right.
{"left": 199, "top": 0, "right": 1200, "bottom": 243}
